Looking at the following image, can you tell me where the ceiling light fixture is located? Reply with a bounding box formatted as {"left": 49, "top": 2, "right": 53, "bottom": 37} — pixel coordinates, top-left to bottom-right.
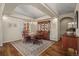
{"left": 2, "top": 15, "right": 8, "bottom": 20}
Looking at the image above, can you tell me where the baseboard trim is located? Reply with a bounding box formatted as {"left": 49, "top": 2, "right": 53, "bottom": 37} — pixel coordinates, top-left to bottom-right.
{"left": 3, "top": 39, "right": 22, "bottom": 44}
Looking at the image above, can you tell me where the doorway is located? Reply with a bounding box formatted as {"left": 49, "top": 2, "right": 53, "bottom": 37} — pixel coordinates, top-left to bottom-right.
{"left": 60, "top": 17, "right": 74, "bottom": 37}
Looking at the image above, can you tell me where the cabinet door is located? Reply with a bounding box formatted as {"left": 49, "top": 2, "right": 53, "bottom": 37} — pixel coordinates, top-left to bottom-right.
{"left": 68, "top": 37, "right": 78, "bottom": 50}
{"left": 62, "top": 36, "right": 69, "bottom": 49}
{"left": 72, "top": 37, "right": 77, "bottom": 50}
{"left": 68, "top": 37, "right": 73, "bottom": 48}
{"left": 78, "top": 38, "right": 79, "bottom": 55}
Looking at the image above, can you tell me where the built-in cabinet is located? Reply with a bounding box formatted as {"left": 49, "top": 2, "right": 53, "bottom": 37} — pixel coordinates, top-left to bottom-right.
{"left": 62, "top": 34, "right": 78, "bottom": 55}
{"left": 38, "top": 21, "right": 50, "bottom": 31}
{"left": 37, "top": 20, "right": 50, "bottom": 40}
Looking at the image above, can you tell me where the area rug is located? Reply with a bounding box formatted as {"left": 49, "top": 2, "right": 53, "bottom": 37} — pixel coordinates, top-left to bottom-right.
{"left": 11, "top": 40, "right": 54, "bottom": 56}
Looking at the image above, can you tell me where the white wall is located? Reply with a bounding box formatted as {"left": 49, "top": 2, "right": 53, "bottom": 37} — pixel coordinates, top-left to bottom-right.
{"left": 0, "top": 4, "right": 5, "bottom": 46}
{"left": 3, "top": 16, "right": 24, "bottom": 43}
{"left": 50, "top": 18, "right": 59, "bottom": 41}
{"left": 0, "top": 19, "right": 3, "bottom": 46}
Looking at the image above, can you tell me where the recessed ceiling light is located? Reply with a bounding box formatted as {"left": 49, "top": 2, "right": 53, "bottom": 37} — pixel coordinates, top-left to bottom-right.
{"left": 2, "top": 15, "right": 8, "bottom": 20}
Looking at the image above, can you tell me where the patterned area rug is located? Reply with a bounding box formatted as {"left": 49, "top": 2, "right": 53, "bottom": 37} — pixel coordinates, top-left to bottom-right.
{"left": 11, "top": 40, "right": 54, "bottom": 56}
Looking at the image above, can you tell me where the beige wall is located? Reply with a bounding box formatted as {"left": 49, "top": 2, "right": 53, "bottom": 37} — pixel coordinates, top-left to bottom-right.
{"left": 3, "top": 16, "right": 24, "bottom": 43}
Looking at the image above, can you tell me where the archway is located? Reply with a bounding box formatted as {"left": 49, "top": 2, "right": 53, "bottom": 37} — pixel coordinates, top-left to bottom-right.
{"left": 60, "top": 17, "right": 74, "bottom": 37}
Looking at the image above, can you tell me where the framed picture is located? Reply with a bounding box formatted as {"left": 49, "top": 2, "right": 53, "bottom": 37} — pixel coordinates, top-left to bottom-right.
{"left": 75, "top": 11, "right": 78, "bottom": 28}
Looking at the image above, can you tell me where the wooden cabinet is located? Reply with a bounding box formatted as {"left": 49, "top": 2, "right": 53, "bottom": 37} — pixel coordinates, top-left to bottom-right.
{"left": 37, "top": 20, "right": 50, "bottom": 40}
{"left": 62, "top": 34, "right": 78, "bottom": 55}
{"left": 37, "top": 31, "right": 50, "bottom": 40}
{"left": 38, "top": 20, "right": 50, "bottom": 31}
{"left": 62, "top": 36, "right": 77, "bottom": 49}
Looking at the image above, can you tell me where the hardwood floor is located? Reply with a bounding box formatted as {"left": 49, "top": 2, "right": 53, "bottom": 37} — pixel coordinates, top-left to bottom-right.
{"left": 0, "top": 46, "right": 3, "bottom": 56}
{"left": 0, "top": 40, "right": 76, "bottom": 56}
{"left": 1, "top": 43, "right": 22, "bottom": 56}
{"left": 40, "top": 41, "right": 66, "bottom": 56}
